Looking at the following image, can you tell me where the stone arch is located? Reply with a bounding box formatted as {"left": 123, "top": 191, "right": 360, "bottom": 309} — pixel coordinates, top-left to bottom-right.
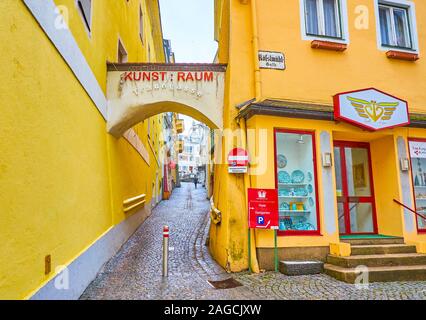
{"left": 106, "top": 63, "right": 226, "bottom": 137}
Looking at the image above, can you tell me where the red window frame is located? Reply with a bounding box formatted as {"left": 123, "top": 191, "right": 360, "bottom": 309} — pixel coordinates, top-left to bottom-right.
{"left": 333, "top": 140, "right": 379, "bottom": 235}
{"left": 407, "top": 137, "right": 426, "bottom": 233}
{"left": 273, "top": 128, "right": 321, "bottom": 236}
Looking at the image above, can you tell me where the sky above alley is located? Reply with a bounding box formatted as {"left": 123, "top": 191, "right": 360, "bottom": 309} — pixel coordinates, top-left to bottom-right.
{"left": 159, "top": 0, "right": 218, "bottom": 63}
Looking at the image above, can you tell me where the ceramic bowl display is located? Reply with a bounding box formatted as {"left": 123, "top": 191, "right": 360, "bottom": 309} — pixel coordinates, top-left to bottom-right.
{"left": 277, "top": 154, "right": 287, "bottom": 168}
{"left": 294, "top": 187, "right": 308, "bottom": 197}
{"left": 309, "top": 197, "right": 315, "bottom": 207}
{"left": 280, "top": 202, "right": 290, "bottom": 210}
{"left": 293, "top": 222, "right": 315, "bottom": 231}
{"left": 278, "top": 171, "right": 291, "bottom": 184}
{"left": 307, "top": 172, "right": 313, "bottom": 182}
{"left": 307, "top": 184, "right": 313, "bottom": 194}
{"left": 278, "top": 188, "right": 290, "bottom": 197}
{"left": 291, "top": 170, "right": 305, "bottom": 183}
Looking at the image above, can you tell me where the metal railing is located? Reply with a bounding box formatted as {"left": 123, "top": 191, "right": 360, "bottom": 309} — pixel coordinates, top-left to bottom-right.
{"left": 393, "top": 199, "right": 426, "bottom": 221}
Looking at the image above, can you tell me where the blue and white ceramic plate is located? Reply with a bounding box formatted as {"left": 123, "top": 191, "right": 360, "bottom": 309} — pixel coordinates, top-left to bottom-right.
{"left": 309, "top": 197, "right": 315, "bottom": 207}
{"left": 278, "top": 188, "right": 290, "bottom": 197}
{"left": 307, "top": 172, "right": 313, "bottom": 182}
{"left": 293, "top": 222, "right": 315, "bottom": 231}
{"left": 291, "top": 170, "right": 305, "bottom": 184}
{"left": 277, "top": 154, "right": 287, "bottom": 168}
{"left": 307, "top": 184, "right": 313, "bottom": 194}
{"left": 280, "top": 202, "right": 290, "bottom": 210}
{"left": 278, "top": 171, "right": 291, "bottom": 184}
{"left": 294, "top": 187, "right": 308, "bottom": 197}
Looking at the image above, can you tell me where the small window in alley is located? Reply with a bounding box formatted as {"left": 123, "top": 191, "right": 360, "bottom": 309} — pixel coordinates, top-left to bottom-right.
{"left": 139, "top": 6, "right": 144, "bottom": 43}
{"left": 76, "top": 0, "right": 92, "bottom": 32}
{"left": 118, "top": 39, "right": 128, "bottom": 63}
{"left": 379, "top": 3, "right": 412, "bottom": 49}
{"left": 304, "top": 0, "right": 342, "bottom": 38}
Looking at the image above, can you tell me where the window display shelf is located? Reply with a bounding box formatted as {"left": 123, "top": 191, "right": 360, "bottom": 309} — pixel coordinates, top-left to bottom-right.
{"left": 278, "top": 196, "right": 309, "bottom": 199}
{"left": 278, "top": 183, "right": 308, "bottom": 187}
{"left": 279, "top": 210, "right": 310, "bottom": 215}
{"left": 415, "top": 198, "right": 426, "bottom": 201}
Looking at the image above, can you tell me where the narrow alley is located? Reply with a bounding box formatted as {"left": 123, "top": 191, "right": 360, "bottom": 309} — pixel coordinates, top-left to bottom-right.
{"left": 80, "top": 183, "right": 257, "bottom": 300}
{"left": 81, "top": 183, "right": 426, "bottom": 300}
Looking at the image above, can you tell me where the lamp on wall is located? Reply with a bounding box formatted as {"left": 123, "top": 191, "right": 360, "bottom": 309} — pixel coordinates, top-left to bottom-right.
{"left": 400, "top": 158, "right": 410, "bottom": 171}
{"left": 322, "top": 152, "right": 333, "bottom": 167}
{"left": 297, "top": 135, "right": 305, "bottom": 144}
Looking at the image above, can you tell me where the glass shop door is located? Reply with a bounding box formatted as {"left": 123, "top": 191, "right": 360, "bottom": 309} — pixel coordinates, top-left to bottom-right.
{"left": 333, "top": 141, "right": 378, "bottom": 235}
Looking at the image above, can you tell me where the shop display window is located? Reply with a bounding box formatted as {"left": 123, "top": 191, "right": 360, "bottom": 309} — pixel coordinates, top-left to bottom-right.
{"left": 408, "top": 139, "right": 426, "bottom": 232}
{"left": 274, "top": 129, "right": 320, "bottom": 235}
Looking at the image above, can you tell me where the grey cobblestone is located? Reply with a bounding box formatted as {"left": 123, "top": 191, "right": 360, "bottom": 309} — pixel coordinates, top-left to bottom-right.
{"left": 81, "top": 183, "right": 426, "bottom": 300}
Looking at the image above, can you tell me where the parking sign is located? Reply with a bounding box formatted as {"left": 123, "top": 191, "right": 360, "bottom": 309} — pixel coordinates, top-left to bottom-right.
{"left": 248, "top": 188, "right": 279, "bottom": 229}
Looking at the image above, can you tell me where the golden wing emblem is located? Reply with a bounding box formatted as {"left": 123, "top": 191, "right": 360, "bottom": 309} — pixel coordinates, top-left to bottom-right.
{"left": 346, "top": 97, "right": 370, "bottom": 119}
{"left": 347, "top": 97, "right": 399, "bottom": 122}
{"left": 377, "top": 102, "right": 399, "bottom": 120}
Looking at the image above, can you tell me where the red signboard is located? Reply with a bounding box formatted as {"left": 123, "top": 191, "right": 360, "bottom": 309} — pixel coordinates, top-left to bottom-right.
{"left": 248, "top": 188, "right": 279, "bottom": 229}
{"left": 228, "top": 148, "right": 249, "bottom": 174}
{"left": 228, "top": 148, "right": 249, "bottom": 166}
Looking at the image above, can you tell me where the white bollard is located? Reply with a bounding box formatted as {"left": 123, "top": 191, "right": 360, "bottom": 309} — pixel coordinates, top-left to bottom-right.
{"left": 162, "top": 225, "right": 169, "bottom": 277}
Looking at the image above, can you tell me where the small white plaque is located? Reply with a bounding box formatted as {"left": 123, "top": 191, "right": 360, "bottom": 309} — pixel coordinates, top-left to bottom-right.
{"left": 258, "top": 51, "right": 285, "bottom": 70}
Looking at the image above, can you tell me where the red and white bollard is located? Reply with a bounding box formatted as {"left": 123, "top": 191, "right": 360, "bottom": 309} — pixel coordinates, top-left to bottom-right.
{"left": 162, "top": 225, "right": 169, "bottom": 277}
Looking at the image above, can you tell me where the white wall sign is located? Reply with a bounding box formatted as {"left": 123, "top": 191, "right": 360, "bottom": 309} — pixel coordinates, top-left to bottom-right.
{"left": 258, "top": 51, "right": 285, "bottom": 70}
{"left": 409, "top": 141, "right": 426, "bottom": 159}
{"left": 334, "top": 88, "right": 410, "bottom": 131}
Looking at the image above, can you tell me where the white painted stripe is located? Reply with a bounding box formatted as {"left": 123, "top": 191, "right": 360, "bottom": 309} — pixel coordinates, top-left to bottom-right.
{"left": 23, "top": 0, "right": 107, "bottom": 120}
{"left": 228, "top": 156, "right": 249, "bottom": 161}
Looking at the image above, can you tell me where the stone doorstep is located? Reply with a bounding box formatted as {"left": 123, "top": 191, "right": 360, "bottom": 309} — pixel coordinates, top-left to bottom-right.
{"left": 350, "top": 244, "right": 417, "bottom": 255}
{"left": 340, "top": 237, "right": 405, "bottom": 246}
{"left": 327, "top": 253, "right": 426, "bottom": 268}
{"left": 279, "top": 260, "right": 324, "bottom": 276}
{"left": 324, "top": 263, "right": 426, "bottom": 283}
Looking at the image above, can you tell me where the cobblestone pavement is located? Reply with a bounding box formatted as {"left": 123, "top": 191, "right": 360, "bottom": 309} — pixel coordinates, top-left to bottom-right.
{"left": 81, "top": 183, "right": 426, "bottom": 300}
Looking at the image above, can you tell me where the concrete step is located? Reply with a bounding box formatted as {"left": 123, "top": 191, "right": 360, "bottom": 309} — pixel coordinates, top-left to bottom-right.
{"left": 341, "top": 237, "right": 404, "bottom": 245}
{"left": 327, "top": 253, "right": 426, "bottom": 268}
{"left": 324, "top": 263, "right": 426, "bottom": 283}
{"left": 351, "top": 244, "right": 417, "bottom": 255}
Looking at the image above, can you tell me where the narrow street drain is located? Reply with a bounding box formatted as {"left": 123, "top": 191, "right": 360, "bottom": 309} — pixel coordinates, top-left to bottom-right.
{"left": 207, "top": 278, "right": 243, "bottom": 290}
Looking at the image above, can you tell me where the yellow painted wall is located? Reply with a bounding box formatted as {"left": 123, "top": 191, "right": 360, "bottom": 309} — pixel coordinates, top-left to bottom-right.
{"left": 212, "top": 0, "right": 426, "bottom": 271}
{"left": 370, "top": 135, "right": 404, "bottom": 237}
{"left": 0, "top": 0, "right": 165, "bottom": 299}
{"left": 256, "top": 0, "right": 426, "bottom": 113}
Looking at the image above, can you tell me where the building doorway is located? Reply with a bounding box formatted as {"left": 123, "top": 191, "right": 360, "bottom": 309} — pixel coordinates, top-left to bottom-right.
{"left": 334, "top": 141, "right": 378, "bottom": 235}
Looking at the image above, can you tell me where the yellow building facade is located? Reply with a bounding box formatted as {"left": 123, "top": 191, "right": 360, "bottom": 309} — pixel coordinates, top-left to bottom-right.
{"left": 211, "top": 0, "right": 426, "bottom": 273}
{"left": 0, "top": 0, "right": 169, "bottom": 299}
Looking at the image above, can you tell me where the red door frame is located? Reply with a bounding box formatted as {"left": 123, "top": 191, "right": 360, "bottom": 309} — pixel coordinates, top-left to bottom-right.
{"left": 407, "top": 138, "right": 426, "bottom": 233}
{"left": 334, "top": 140, "right": 379, "bottom": 235}
{"left": 274, "top": 128, "right": 322, "bottom": 236}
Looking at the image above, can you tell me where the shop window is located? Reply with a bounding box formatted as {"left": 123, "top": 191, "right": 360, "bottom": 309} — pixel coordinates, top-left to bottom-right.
{"left": 274, "top": 129, "right": 320, "bottom": 235}
{"left": 375, "top": 1, "right": 419, "bottom": 54}
{"left": 301, "top": 0, "right": 348, "bottom": 43}
{"left": 76, "top": 0, "right": 92, "bottom": 33}
{"left": 408, "top": 139, "right": 426, "bottom": 232}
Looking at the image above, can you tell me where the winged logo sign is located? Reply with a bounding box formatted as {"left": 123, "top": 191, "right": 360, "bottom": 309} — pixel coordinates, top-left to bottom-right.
{"left": 334, "top": 88, "right": 410, "bottom": 131}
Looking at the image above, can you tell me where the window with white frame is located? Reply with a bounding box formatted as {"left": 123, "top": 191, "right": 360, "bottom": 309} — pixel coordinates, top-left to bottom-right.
{"left": 304, "top": 0, "right": 342, "bottom": 39}
{"left": 378, "top": 2, "right": 413, "bottom": 49}
{"left": 76, "top": 0, "right": 92, "bottom": 32}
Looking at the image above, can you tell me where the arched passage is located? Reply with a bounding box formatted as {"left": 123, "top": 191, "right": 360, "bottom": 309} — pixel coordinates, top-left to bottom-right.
{"left": 106, "top": 63, "right": 226, "bottom": 137}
